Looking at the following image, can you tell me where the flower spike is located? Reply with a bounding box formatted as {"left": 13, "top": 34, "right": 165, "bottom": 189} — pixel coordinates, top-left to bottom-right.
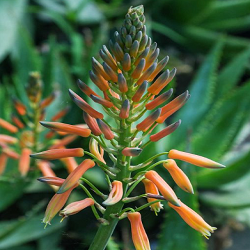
{"left": 103, "top": 180, "right": 123, "bottom": 206}
{"left": 59, "top": 198, "right": 95, "bottom": 221}
{"left": 30, "top": 148, "right": 84, "bottom": 160}
{"left": 168, "top": 149, "right": 225, "bottom": 169}
{"left": 163, "top": 160, "right": 193, "bottom": 194}
{"left": 145, "top": 170, "right": 180, "bottom": 206}
{"left": 168, "top": 200, "right": 217, "bottom": 239}
{"left": 127, "top": 212, "right": 151, "bottom": 250}
{"left": 57, "top": 159, "right": 95, "bottom": 194}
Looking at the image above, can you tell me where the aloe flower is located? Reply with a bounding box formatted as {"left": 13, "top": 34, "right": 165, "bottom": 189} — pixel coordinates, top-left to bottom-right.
{"left": 0, "top": 72, "right": 78, "bottom": 177}
{"left": 34, "top": 5, "right": 224, "bottom": 249}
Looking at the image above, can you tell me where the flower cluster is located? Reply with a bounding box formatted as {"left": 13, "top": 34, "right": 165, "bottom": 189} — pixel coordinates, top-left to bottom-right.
{"left": 0, "top": 72, "right": 77, "bottom": 179}
{"left": 32, "top": 6, "right": 225, "bottom": 249}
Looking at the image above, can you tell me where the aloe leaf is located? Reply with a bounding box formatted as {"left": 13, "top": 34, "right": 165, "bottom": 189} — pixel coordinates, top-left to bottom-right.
{"left": 197, "top": 150, "right": 250, "bottom": 189}
{"left": 0, "top": 0, "right": 26, "bottom": 62}
{"left": 216, "top": 47, "right": 250, "bottom": 98}
{"left": 167, "top": 41, "right": 223, "bottom": 149}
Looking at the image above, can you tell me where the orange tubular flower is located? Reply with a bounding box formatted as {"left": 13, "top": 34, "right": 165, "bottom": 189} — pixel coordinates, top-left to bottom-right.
{"left": 0, "top": 118, "right": 18, "bottom": 133}
{"left": 0, "top": 153, "right": 8, "bottom": 175}
{"left": 77, "top": 79, "right": 100, "bottom": 97}
{"left": 150, "top": 120, "right": 181, "bottom": 142}
{"left": 163, "top": 160, "right": 193, "bottom": 194}
{"left": 13, "top": 98, "right": 26, "bottom": 115}
{"left": 127, "top": 212, "right": 151, "bottom": 250}
{"left": 145, "top": 170, "right": 180, "bottom": 206}
{"left": 40, "top": 121, "right": 91, "bottom": 138}
{"left": 168, "top": 149, "right": 225, "bottom": 169}
{"left": 82, "top": 111, "right": 102, "bottom": 136}
{"left": 136, "top": 108, "right": 161, "bottom": 131}
{"left": 57, "top": 159, "right": 95, "bottom": 194}
{"left": 103, "top": 181, "right": 123, "bottom": 206}
{"left": 51, "top": 107, "right": 69, "bottom": 121}
{"left": 3, "top": 147, "right": 19, "bottom": 159}
{"left": 132, "top": 81, "right": 148, "bottom": 102}
{"left": 11, "top": 115, "right": 25, "bottom": 129}
{"left": 30, "top": 148, "right": 84, "bottom": 160}
{"left": 142, "top": 179, "right": 163, "bottom": 213}
{"left": 50, "top": 135, "right": 77, "bottom": 150}
{"left": 38, "top": 176, "right": 65, "bottom": 186}
{"left": 40, "top": 92, "right": 56, "bottom": 109}
{"left": 19, "top": 148, "right": 32, "bottom": 176}
{"left": 90, "top": 94, "right": 114, "bottom": 108}
{"left": 168, "top": 200, "right": 217, "bottom": 238}
{"left": 59, "top": 198, "right": 95, "bottom": 220}
{"left": 43, "top": 183, "right": 78, "bottom": 226}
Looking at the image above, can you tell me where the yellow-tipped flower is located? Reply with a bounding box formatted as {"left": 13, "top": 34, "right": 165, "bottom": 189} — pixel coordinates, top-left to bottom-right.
{"left": 30, "top": 148, "right": 84, "bottom": 160}
{"left": 38, "top": 176, "right": 65, "bottom": 186}
{"left": 142, "top": 179, "right": 163, "bottom": 214}
{"left": 40, "top": 121, "right": 91, "bottom": 138}
{"left": 127, "top": 212, "right": 151, "bottom": 250}
{"left": 19, "top": 148, "right": 32, "bottom": 176}
{"left": 0, "top": 118, "right": 18, "bottom": 133}
{"left": 103, "top": 181, "right": 123, "bottom": 206}
{"left": 168, "top": 149, "right": 225, "bottom": 169}
{"left": 43, "top": 184, "right": 78, "bottom": 226}
{"left": 89, "top": 138, "right": 106, "bottom": 164}
{"left": 145, "top": 170, "right": 180, "bottom": 206}
{"left": 57, "top": 159, "right": 95, "bottom": 194}
{"left": 60, "top": 198, "right": 94, "bottom": 220}
{"left": 163, "top": 160, "right": 193, "bottom": 194}
{"left": 168, "top": 200, "right": 217, "bottom": 239}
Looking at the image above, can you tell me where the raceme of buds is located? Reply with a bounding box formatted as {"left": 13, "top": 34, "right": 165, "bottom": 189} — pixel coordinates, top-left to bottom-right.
{"left": 127, "top": 212, "right": 151, "bottom": 250}
{"left": 60, "top": 198, "right": 95, "bottom": 220}
{"left": 31, "top": 5, "right": 224, "bottom": 248}
{"left": 103, "top": 181, "right": 123, "bottom": 206}
{"left": 168, "top": 149, "right": 226, "bottom": 169}
{"left": 163, "top": 160, "right": 194, "bottom": 194}
{"left": 168, "top": 200, "right": 217, "bottom": 239}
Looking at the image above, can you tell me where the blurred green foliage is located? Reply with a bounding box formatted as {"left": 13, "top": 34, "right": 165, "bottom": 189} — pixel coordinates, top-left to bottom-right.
{"left": 0, "top": 0, "right": 250, "bottom": 249}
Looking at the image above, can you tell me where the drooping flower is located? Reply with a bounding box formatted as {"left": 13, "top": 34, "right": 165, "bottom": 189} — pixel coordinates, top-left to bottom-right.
{"left": 163, "top": 159, "right": 194, "bottom": 194}
{"left": 142, "top": 178, "right": 163, "bottom": 214}
{"left": 103, "top": 181, "right": 123, "bottom": 206}
{"left": 59, "top": 198, "right": 95, "bottom": 220}
{"left": 127, "top": 212, "right": 151, "bottom": 250}
{"left": 145, "top": 170, "right": 180, "bottom": 206}
{"left": 168, "top": 200, "right": 217, "bottom": 239}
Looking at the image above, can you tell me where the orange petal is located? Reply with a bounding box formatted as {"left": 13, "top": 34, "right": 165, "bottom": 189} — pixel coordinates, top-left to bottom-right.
{"left": 51, "top": 107, "right": 69, "bottom": 121}
{"left": 127, "top": 212, "right": 151, "bottom": 250}
{"left": 0, "top": 134, "right": 18, "bottom": 144}
{"left": 50, "top": 135, "right": 77, "bottom": 149}
{"left": 0, "top": 153, "right": 8, "bottom": 175}
{"left": 122, "top": 147, "right": 142, "bottom": 157}
{"left": 168, "top": 200, "right": 217, "bottom": 238}
{"left": 96, "top": 119, "right": 114, "bottom": 140}
{"left": 136, "top": 108, "right": 161, "bottom": 131}
{"left": 40, "top": 121, "right": 91, "bottom": 138}
{"left": 13, "top": 98, "right": 26, "bottom": 115}
{"left": 168, "top": 149, "right": 225, "bottom": 169}
{"left": 38, "top": 176, "right": 65, "bottom": 186}
{"left": 37, "top": 161, "right": 56, "bottom": 177}
{"left": 145, "top": 170, "right": 180, "bottom": 206}
{"left": 163, "top": 160, "right": 193, "bottom": 194}
{"left": 103, "top": 181, "right": 123, "bottom": 205}
{"left": 57, "top": 159, "right": 95, "bottom": 193}
{"left": 142, "top": 179, "right": 163, "bottom": 213}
